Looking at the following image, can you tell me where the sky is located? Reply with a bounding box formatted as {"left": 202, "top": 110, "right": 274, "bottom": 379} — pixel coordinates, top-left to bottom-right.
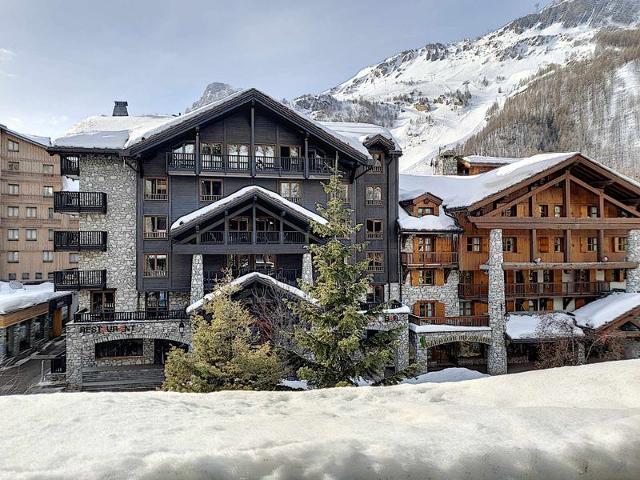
{"left": 0, "top": 0, "right": 551, "bottom": 138}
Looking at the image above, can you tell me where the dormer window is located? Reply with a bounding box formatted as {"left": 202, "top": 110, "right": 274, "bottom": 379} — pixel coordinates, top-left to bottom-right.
{"left": 418, "top": 206, "right": 435, "bottom": 216}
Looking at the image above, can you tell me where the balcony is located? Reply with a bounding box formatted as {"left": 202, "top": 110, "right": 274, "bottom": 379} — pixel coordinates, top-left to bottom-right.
{"left": 166, "top": 152, "right": 332, "bottom": 176}
{"left": 411, "top": 315, "right": 490, "bottom": 327}
{"left": 505, "top": 282, "right": 611, "bottom": 298}
{"left": 60, "top": 156, "right": 80, "bottom": 176}
{"left": 204, "top": 267, "right": 300, "bottom": 289}
{"left": 54, "top": 231, "right": 107, "bottom": 252}
{"left": 74, "top": 309, "right": 189, "bottom": 323}
{"left": 403, "top": 252, "right": 459, "bottom": 265}
{"left": 54, "top": 269, "right": 107, "bottom": 290}
{"left": 54, "top": 192, "right": 107, "bottom": 214}
{"left": 200, "top": 230, "right": 307, "bottom": 245}
{"left": 458, "top": 284, "right": 489, "bottom": 299}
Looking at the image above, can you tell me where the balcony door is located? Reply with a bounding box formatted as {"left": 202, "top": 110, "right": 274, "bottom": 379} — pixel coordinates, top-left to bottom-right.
{"left": 91, "top": 291, "right": 115, "bottom": 314}
{"left": 228, "top": 254, "right": 276, "bottom": 276}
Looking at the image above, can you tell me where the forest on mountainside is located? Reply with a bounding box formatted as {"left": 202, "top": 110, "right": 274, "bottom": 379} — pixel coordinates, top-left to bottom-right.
{"left": 461, "top": 28, "right": 640, "bottom": 177}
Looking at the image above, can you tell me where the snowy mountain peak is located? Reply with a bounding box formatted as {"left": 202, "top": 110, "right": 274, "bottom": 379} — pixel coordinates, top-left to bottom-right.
{"left": 186, "top": 82, "right": 242, "bottom": 113}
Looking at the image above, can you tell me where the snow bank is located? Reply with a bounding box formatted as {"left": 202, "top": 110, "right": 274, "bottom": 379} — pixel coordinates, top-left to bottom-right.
{"left": 1, "top": 361, "right": 639, "bottom": 479}
{"left": 401, "top": 367, "right": 488, "bottom": 384}
{"left": 573, "top": 292, "right": 640, "bottom": 329}
{"left": 0, "top": 282, "right": 68, "bottom": 315}
{"left": 506, "top": 312, "right": 584, "bottom": 340}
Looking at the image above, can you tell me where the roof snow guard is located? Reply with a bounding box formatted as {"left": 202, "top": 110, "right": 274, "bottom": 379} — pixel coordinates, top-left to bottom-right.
{"left": 170, "top": 185, "right": 327, "bottom": 233}
{"left": 52, "top": 89, "right": 396, "bottom": 165}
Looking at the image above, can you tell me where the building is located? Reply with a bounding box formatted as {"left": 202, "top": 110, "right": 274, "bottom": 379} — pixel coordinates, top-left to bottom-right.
{"left": 0, "top": 124, "right": 79, "bottom": 282}
{"left": 0, "top": 281, "right": 76, "bottom": 364}
{"left": 399, "top": 152, "right": 640, "bottom": 372}
{"left": 49, "top": 90, "right": 404, "bottom": 389}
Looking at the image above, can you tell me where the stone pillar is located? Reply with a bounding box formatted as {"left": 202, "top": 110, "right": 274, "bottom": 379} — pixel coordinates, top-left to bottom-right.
{"left": 626, "top": 230, "right": 640, "bottom": 293}
{"left": 302, "top": 252, "right": 313, "bottom": 286}
{"left": 0, "top": 328, "right": 6, "bottom": 365}
{"left": 487, "top": 229, "right": 508, "bottom": 375}
{"left": 190, "top": 254, "right": 204, "bottom": 305}
{"left": 394, "top": 314, "right": 410, "bottom": 371}
{"left": 65, "top": 325, "right": 83, "bottom": 390}
{"left": 576, "top": 342, "right": 586, "bottom": 365}
{"left": 142, "top": 338, "right": 155, "bottom": 364}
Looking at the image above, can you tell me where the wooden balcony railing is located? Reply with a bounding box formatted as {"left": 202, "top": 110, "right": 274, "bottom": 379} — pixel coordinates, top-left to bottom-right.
{"left": 505, "top": 282, "right": 611, "bottom": 298}
{"left": 60, "top": 156, "right": 79, "bottom": 176}
{"left": 167, "top": 152, "right": 196, "bottom": 170}
{"left": 54, "top": 192, "right": 107, "bottom": 213}
{"left": 74, "top": 309, "right": 189, "bottom": 323}
{"left": 54, "top": 269, "right": 106, "bottom": 291}
{"left": 411, "top": 315, "right": 490, "bottom": 327}
{"left": 458, "top": 284, "right": 489, "bottom": 299}
{"left": 54, "top": 231, "right": 107, "bottom": 252}
{"left": 402, "top": 252, "right": 459, "bottom": 265}
{"left": 255, "top": 156, "right": 304, "bottom": 175}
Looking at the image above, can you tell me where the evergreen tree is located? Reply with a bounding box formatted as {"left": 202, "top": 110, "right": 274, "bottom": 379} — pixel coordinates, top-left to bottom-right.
{"left": 162, "top": 283, "right": 283, "bottom": 392}
{"left": 288, "top": 170, "right": 402, "bottom": 388}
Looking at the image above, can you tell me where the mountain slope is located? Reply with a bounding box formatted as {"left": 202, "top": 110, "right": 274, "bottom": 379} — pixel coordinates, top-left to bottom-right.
{"left": 295, "top": 0, "right": 640, "bottom": 173}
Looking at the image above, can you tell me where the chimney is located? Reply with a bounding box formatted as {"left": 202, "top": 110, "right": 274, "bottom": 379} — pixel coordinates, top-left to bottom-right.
{"left": 112, "top": 100, "right": 129, "bottom": 116}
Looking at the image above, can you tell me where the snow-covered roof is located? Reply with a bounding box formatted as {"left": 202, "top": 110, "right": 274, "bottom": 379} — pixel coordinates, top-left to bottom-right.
{"left": 318, "top": 121, "right": 400, "bottom": 152}
{"left": 187, "top": 272, "right": 314, "bottom": 313}
{"left": 0, "top": 282, "right": 70, "bottom": 315}
{"left": 171, "top": 186, "right": 327, "bottom": 232}
{"left": 409, "top": 323, "right": 492, "bottom": 334}
{"left": 506, "top": 312, "right": 584, "bottom": 341}
{"left": 461, "top": 155, "right": 521, "bottom": 165}
{"left": 573, "top": 293, "right": 640, "bottom": 330}
{"left": 0, "top": 124, "right": 51, "bottom": 148}
{"left": 397, "top": 206, "right": 461, "bottom": 233}
{"left": 400, "top": 152, "right": 579, "bottom": 208}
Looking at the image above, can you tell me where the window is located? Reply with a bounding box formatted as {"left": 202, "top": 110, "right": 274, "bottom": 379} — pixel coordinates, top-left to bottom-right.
{"left": 371, "top": 152, "right": 383, "bottom": 174}
{"left": 467, "top": 237, "right": 482, "bottom": 252}
{"left": 588, "top": 206, "right": 599, "bottom": 218}
{"left": 418, "top": 269, "right": 435, "bottom": 285}
{"left": 554, "top": 205, "right": 564, "bottom": 217}
{"left": 26, "top": 229, "right": 37, "bottom": 241}
{"left": 227, "top": 144, "right": 249, "bottom": 169}
{"left": 418, "top": 302, "right": 435, "bottom": 318}
{"left": 200, "top": 179, "right": 223, "bottom": 202}
{"left": 7, "top": 229, "right": 18, "bottom": 241}
{"left": 612, "top": 269, "right": 627, "bottom": 282}
{"left": 200, "top": 143, "right": 222, "bottom": 161}
{"left": 48, "top": 229, "right": 54, "bottom": 241}
{"left": 26, "top": 207, "right": 37, "bottom": 218}
{"left": 417, "top": 236, "right": 434, "bottom": 252}
{"left": 8, "top": 273, "right": 16, "bottom": 281}
{"left": 7, "top": 252, "right": 19, "bottom": 263}
{"left": 330, "top": 183, "right": 350, "bottom": 203}
{"left": 418, "top": 206, "right": 435, "bottom": 216}
{"left": 43, "top": 186, "right": 54, "bottom": 197}
{"left": 21, "top": 273, "right": 29, "bottom": 280}
{"left": 614, "top": 236, "right": 628, "bottom": 252}
{"left": 172, "top": 143, "right": 194, "bottom": 154}
{"left": 538, "top": 205, "right": 548, "bottom": 217}
{"left": 366, "top": 284, "right": 384, "bottom": 305}
{"left": 8, "top": 161, "right": 19, "bottom": 171}
{"left": 279, "top": 181, "right": 301, "bottom": 203}
{"left": 69, "top": 253, "right": 79, "bottom": 263}
{"left": 47, "top": 272, "right": 54, "bottom": 280}
{"left": 43, "top": 164, "right": 54, "bottom": 174}
{"left": 144, "top": 178, "right": 168, "bottom": 200}
{"left": 365, "top": 185, "right": 383, "bottom": 205}
{"left": 501, "top": 205, "right": 516, "bottom": 217}
{"left": 503, "top": 237, "right": 517, "bottom": 252}
{"left": 366, "top": 219, "right": 383, "bottom": 240}
{"left": 8, "top": 184, "right": 19, "bottom": 195}
{"left": 144, "top": 254, "right": 168, "bottom": 277}
{"left": 8, "top": 139, "right": 19, "bottom": 152}
{"left": 7, "top": 206, "right": 19, "bottom": 217}
{"left": 366, "top": 252, "right": 384, "bottom": 273}
{"left": 145, "top": 292, "right": 169, "bottom": 311}
{"left": 280, "top": 145, "right": 301, "bottom": 158}
{"left": 538, "top": 237, "right": 550, "bottom": 253}
{"left": 91, "top": 291, "right": 115, "bottom": 313}
{"left": 48, "top": 207, "right": 54, "bottom": 219}
{"left": 35, "top": 272, "right": 42, "bottom": 280}
{"left": 144, "top": 216, "right": 168, "bottom": 239}
{"left": 587, "top": 237, "right": 598, "bottom": 252}
{"left": 543, "top": 270, "right": 552, "bottom": 283}
{"left": 95, "top": 339, "right": 143, "bottom": 359}
{"left": 43, "top": 251, "right": 54, "bottom": 262}
{"left": 459, "top": 301, "right": 473, "bottom": 316}
{"left": 554, "top": 237, "right": 564, "bottom": 253}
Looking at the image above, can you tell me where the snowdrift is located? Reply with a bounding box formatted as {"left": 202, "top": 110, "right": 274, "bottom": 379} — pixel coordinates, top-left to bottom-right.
{"left": 1, "top": 361, "right": 639, "bottom": 479}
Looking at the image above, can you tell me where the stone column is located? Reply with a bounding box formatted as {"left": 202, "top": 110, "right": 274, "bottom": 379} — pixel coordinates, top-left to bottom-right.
{"left": 190, "top": 254, "right": 204, "bottom": 305}
{"left": 0, "top": 328, "right": 6, "bottom": 365}
{"left": 487, "top": 229, "right": 508, "bottom": 375}
{"left": 626, "top": 230, "right": 640, "bottom": 293}
{"left": 65, "top": 325, "right": 83, "bottom": 390}
{"left": 302, "top": 252, "right": 313, "bottom": 286}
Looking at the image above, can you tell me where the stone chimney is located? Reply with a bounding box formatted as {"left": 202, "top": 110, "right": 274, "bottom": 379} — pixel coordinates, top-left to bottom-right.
{"left": 432, "top": 149, "right": 459, "bottom": 175}
{"left": 112, "top": 101, "right": 129, "bottom": 116}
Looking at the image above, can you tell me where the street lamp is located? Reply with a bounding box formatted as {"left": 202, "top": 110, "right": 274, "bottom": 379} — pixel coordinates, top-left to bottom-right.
{"left": 178, "top": 321, "right": 185, "bottom": 336}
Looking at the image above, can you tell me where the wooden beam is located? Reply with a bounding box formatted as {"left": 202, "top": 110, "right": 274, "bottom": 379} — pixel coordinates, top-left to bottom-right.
{"left": 487, "top": 172, "right": 569, "bottom": 218}
{"left": 531, "top": 229, "right": 537, "bottom": 261}
{"left": 473, "top": 217, "right": 640, "bottom": 230}
{"left": 565, "top": 229, "right": 572, "bottom": 263}
{"left": 570, "top": 174, "right": 640, "bottom": 217}
{"left": 592, "top": 179, "right": 615, "bottom": 188}
{"left": 564, "top": 177, "right": 571, "bottom": 217}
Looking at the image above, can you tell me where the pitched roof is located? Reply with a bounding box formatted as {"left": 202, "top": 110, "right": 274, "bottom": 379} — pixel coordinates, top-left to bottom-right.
{"left": 0, "top": 124, "right": 51, "bottom": 148}
{"left": 573, "top": 293, "right": 640, "bottom": 330}
{"left": 461, "top": 155, "right": 521, "bottom": 166}
{"left": 170, "top": 185, "right": 327, "bottom": 233}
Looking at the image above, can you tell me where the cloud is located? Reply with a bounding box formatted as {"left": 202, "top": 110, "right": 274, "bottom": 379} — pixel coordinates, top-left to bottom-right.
{"left": 0, "top": 47, "right": 16, "bottom": 77}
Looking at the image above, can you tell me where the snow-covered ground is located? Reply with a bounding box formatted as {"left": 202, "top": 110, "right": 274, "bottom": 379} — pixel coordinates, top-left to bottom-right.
{"left": 1, "top": 361, "right": 639, "bottom": 479}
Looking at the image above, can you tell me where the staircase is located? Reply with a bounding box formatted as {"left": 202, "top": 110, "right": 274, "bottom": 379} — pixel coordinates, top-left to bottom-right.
{"left": 81, "top": 365, "right": 165, "bottom": 392}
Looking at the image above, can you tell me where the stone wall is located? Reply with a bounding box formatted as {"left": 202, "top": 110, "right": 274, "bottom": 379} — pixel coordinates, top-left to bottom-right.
{"left": 66, "top": 319, "right": 192, "bottom": 389}
{"left": 78, "top": 156, "right": 137, "bottom": 311}
{"left": 410, "top": 329, "right": 493, "bottom": 371}
{"left": 487, "top": 229, "right": 508, "bottom": 375}
{"left": 626, "top": 230, "right": 640, "bottom": 293}
{"left": 301, "top": 252, "right": 313, "bottom": 285}
{"left": 190, "top": 254, "right": 204, "bottom": 305}
{"left": 401, "top": 270, "right": 460, "bottom": 316}
{"left": 367, "top": 313, "right": 409, "bottom": 372}
{"left": 0, "top": 328, "right": 6, "bottom": 364}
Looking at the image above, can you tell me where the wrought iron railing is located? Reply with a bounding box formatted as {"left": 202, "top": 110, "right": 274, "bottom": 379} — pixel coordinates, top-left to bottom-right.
{"left": 74, "top": 309, "right": 189, "bottom": 323}
{"left": 53, "top": 269, "right": 107, "bottom": 290}
{"left": 54, "top": 231, "right": 107, "bottom": 251}
{"left": 54, "top": 192, "right": 107, "bottom": 213}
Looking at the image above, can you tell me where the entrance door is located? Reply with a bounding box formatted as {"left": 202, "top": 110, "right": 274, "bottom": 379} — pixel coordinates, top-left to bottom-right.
{"left": 52, "top": 308, "right": 63, "bottom": 337}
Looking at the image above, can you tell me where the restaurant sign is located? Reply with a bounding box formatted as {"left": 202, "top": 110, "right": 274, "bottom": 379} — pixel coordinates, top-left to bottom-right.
{"left": 78, "top": 324, "right": 137, "bottom": 334}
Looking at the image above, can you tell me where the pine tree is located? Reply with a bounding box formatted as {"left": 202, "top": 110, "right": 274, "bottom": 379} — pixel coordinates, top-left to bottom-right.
{"left": 162, "top": 283, "right": 284, "bottom": 393}
{"left": 288, "top": 170, "right": 401, "bottom": 388}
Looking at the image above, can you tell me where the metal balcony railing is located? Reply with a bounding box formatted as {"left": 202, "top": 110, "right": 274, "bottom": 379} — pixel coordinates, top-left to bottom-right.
{"left": 54, "top": 231, "right": 107, "bottom": 251}
{"left": 54, "top": 192, "right": 107, "bottom": 213}
{"left": 53, "top": 269, "right": 107, "bottom": 290}
{"left": 74, "top": 309, "right": 189, "bottom": 323}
